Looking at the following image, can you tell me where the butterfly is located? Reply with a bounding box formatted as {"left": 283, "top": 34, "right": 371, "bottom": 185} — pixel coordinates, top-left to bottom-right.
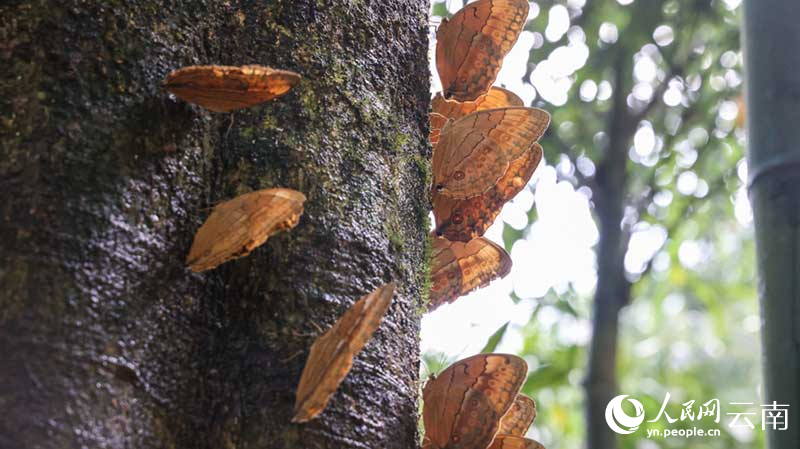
{"left": 432, "top": 107, "right": 549, "bottom": 200}
{"left": 436, "top": 0, "right": 530, "bottom": 102}
{"left": 423, "top": 353, "right": 528, "bottom": 449}
{"left": 430, "top": 87, "right": 524, "bottom": 145}
{"left": 498, "top": 394, "right": 537, "bottom": 436}
{"left": 487, "top": 435, "right": 545, "bottom": 449}
{"left": 433, "top": 142, "right": 541, "bottom": 242}
{"left": 293, "top": 282, "right": 395, "bottom": 423}
{"left": 186, "top": 188, "right": 305, "bottom": 272}
{"left": 164, "top": 65, "right": 300, "bottom": 112}
{"left": 429, "top": 236, "right": 512, "bottom": 311}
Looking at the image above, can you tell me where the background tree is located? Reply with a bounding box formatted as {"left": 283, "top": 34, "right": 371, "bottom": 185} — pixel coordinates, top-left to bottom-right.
{"left": 743, "top": 0, "right": 800, "bottom": 447}
{"left": 0, "top": 2, "right": 430, "bottom": 448}
{"left": 426, "top": 1, "right": 756, "bottom": 448}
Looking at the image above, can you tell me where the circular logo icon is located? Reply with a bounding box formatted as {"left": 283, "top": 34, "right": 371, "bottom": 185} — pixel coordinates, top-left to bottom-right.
{"left": 605, "top": 395, "right": 645, "bottom": 434}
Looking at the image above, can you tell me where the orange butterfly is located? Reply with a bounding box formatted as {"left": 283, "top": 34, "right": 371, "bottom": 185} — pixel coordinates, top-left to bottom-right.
{"left": 423, "top": 353, "right": 528, "bottom": 449}
{"left": 498, "top": 394, "right": 537, "bottom": 436}
{"left": 436, "top": 0, "right": 530, "bottom": 101}
{"left": 186, "top": 188, "right": 305, "bottom": 272}
{"left": 433, "top": 142, "right": 541, "bottom": 242}
{"left": 293, "top": 282, "right": 395, "bottom": 423}
{"left": 430, "top": 87, "right": 524, "bottom": 145}
{"left": 429, "top": 236, "right": 512, "bottom": 311}
{"left": 432, "top": 107, "right": 549, "bottom": 200}
{"left": 430, "top": 112, "right": 449, "bottom": 146}
{"left": 164, "top": 65, "right": 300, "bottom": 112}
{"left": 487, "top": 435, "right": 545, "bottom": 449}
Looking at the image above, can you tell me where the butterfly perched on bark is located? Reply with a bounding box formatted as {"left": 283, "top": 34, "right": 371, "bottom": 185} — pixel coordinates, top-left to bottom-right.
{"left": 498, "top": 394, "right": 537, "bottom": 437}
{"left": 436, "top": 0, "right": 530, "bottom": 102}
{"left": 487, "top": 435, "right": 546, "bottom": 449}
{"left": 164, "top": 65, "right": 300, "bottom": 112}
{"left": 430, "top": 87, "right": 524, "bottom": 145}
{"left": 490, "top": 394, "right": 544, "bottom": 448}
{"left": 429, "top": 236, "right": 512, "bottom": 311}
{"left": 186, "top": 188, "right": 305, "bottom": 272}
{"left": 432, "top": 107, "right": 549, "bottom": 201}
{"left": 422, "top": 353, "right": 528, "bottom": 449}
{"left": 293, "top": 282, "right": 395, "bottom": 423}
{"left": 433, "top": 141, "right": 541, "bottom": 242}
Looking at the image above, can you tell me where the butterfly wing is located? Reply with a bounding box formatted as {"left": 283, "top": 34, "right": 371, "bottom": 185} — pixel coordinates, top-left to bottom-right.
{"left": 498, "top": 394, "right": 537, "bottom": 437}
{"left": 293, "top": 282, "right": 395, "bottom": 423}
{"left": 431, "top": 112, "right": 450, "bottom": 146}
{"left": 432, "top": 87, "right": 524, "bottom": 120}
{"left": 429, "top": 237, "right": 512, "bottom": 310}
{"left": 423, "top": 353, "right": 528, "bottom": 449}
{"left": 487, "top": 435, "right": 546, "bottom": 449}
{"left": 431, "top": 87, "right": 524, "bottom": 144}
{"left": 433, "top": 108, "right": 549, "bottom": 200}
{"left": 164, "top": 65, "right": 300, "bottom": 112}
{"left": 433, "top": 143, "right": 541, "bottom": 241}
{"left": 436, "top": 0, "right": 530, "bottom": 101}
{"left": 186, "top": 188, "right": 305, "bottom": 272}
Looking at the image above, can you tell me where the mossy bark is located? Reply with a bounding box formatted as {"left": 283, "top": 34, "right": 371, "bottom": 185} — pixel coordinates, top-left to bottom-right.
{"left": 0, "top": 1, "right": 431, "bottom": 448}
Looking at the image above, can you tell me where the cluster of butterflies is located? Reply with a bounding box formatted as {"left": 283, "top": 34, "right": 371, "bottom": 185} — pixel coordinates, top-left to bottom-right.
{"left": 423, "top": 0, "right": 551, "bottom": 448}
{"left": 162, "top": 0, "right": 550, "bottom": 446}
{"left": 423, "top": 354, "right": 542, "bottom": 449}
{"left": 428, "top": 0, "right": 550, "bottom": 315}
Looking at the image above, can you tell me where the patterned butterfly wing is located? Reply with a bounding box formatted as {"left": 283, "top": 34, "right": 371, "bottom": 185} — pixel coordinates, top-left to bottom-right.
{"left": 423, "top": 353, "right": 528, "bottom": 449}
{"left": 432, "top": 107, "right": 549, "bottom": 200}
{"left": 432, "top": 87, "right": 524, "bottom": 120}
{"left": 436, "top": 0, "right": 530, "bottom": 101}
{"left": 487, "top": 435, "right": 546, "bottom": 449}
{"left": 186, "top": 188, "right": 305, "bottom": 272}
{"left": 431, "top": 112, "right": 449, "bottom": 146}
{"left": 293, "top": 282, "right": 395, "bottom": 423}
{"left": 429, "top": 236, "right": 512, "bottom": 311}
{"left": 431, "top": 87, "right": 524, "bottom": 144}
{"left": 433, "top": 143, "right": 542, "bottom": 242}
{"left": 498, "top": 394, "right": 537, "bottom": 436}
{"left": 164, "top": 65, "right": 300, "bottom": 112}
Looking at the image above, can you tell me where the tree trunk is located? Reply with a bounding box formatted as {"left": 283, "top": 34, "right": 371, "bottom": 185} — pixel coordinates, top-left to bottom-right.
{"left": 743, "top": 1, "right": 800, "bottom": 447}
{"left": 584, "top": 51, "right": 633, "bottom": 449}
{"left": 0, "top": 1, "right": 430, "bottom": 448}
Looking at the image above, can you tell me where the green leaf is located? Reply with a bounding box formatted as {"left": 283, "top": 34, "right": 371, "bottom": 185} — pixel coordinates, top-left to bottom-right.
{"left": 481, "top": 322, "right": 510, "bottom": 353}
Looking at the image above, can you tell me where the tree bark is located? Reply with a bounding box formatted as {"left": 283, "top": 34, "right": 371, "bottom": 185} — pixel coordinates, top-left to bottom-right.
{"left": 743, "top": 1, "right": 800, "bottom": 447}
{"left": 0, "top": 1, "right": 430, "bottom": 448}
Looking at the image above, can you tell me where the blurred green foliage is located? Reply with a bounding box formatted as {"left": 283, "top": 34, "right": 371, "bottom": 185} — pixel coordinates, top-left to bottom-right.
{"left": 425, "top": 1, "right": 758, "bottom": 448}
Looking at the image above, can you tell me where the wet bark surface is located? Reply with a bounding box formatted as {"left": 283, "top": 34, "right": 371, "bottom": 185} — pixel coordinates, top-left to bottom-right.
{"left": 0, "top": 1, "right": 430, "bottom": 448}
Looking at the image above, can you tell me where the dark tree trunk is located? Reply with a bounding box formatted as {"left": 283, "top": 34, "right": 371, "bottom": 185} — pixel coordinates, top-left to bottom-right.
{"left": 0, "top": 1, "right": 430, "bottom": 449}
{"left": 743, "top": 1, "right": 800, "bottom": 447}
{"left": 583, "top": 51, "right": 633, "bottom": 449}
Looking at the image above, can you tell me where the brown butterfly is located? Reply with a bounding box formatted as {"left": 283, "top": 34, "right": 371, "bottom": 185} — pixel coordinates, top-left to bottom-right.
{"left": 430, "top": 112, "right": 449, "bottom": 146}
{"left": 164, "top": 65, "right": 300, "bottom": 112}
{"left": 436, "top": 0, "right": 530, "bottom": 101}
{"left": 186, "top": 188, "right": 305, "bottom": 272}
{"left": 433, "top": 142, "right": 541, "bottom": 242}
{"left": 487, "top": 435, "right": 545, "bottom": 449}
{"left": 432, "top": 107, "right": 549, "bottom": 200}
{"left": 293, "top": 282, "right": 395, "bottom": 423}
{"left": 423, "top": 353, "right": 528, "bottom": 449}
{"left": 498, "top": 394, "right": 537, "bottom": 436}
{"left": 429, "top": 236, "right": 512, "bottom": 311}
{"left": 430, "top": 87, "right": 524, "bottom": 144}
{"left": 433, "top": 87, "right": 524, "bottom": 119}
